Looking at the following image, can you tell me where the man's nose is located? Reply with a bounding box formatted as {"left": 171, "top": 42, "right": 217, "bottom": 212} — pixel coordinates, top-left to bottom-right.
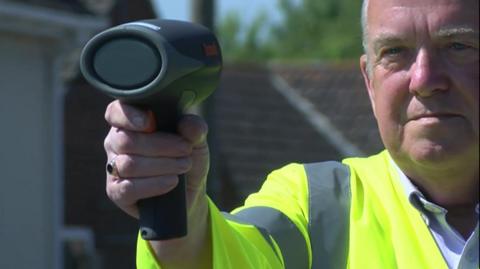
{"left": 409, "top": 49, "right": 449, "bottom": 97}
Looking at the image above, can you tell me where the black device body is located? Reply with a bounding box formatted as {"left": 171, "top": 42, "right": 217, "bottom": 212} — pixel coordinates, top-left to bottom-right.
{"left": 80, "top": 19, "right": 222, "bottom": 240}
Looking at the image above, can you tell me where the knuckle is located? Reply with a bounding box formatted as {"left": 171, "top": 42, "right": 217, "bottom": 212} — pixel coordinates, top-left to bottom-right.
{"left": 104, "top": 102, "right": 114, "bottom": 122}
{"left": 115, "top": 131, "right": 134, "bottom": 153}
{"left": 118, "top": 155, "right": 136, "bottom": 175}
{"left": 118, "top": 180, "right": 135, "bottom": 200}
{"left": 106, "top": 180, "right": 136, "bottom": 205}
{"left": 103, "top": 136, "right": 110, "bottom": 152}
{"left": 157, "top": 175, "right": 178, "bottom": 191}
{"left": 103, "top": 130, "right": 114, "bottom": 152}
{"left": 105, "top": 184, "right": 116, "bottom": 201}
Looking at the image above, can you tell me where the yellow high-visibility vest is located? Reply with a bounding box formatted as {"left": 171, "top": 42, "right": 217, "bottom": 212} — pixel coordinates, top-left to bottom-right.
{"left": 137, "top": 150, "right": 448, "bottom": 268}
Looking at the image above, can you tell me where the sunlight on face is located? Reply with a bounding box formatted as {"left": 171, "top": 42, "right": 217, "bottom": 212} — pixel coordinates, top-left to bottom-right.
{"left": 362, "top": 0, "right": 479, "bottom": 171}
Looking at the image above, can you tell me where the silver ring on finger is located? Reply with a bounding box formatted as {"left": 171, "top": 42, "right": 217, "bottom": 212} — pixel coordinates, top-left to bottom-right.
{"left": 106, "top": 155, "right": 121, "bottom": 178}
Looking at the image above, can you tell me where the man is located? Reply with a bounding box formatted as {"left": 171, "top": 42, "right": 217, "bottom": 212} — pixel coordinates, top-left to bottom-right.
{"left": 102, "top": 0, "right": 479, "bottom": 268}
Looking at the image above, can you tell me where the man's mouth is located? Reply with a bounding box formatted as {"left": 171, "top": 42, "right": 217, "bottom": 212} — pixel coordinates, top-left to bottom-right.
{"left": 409, "top": 113, "right": 462, "bottom": 122}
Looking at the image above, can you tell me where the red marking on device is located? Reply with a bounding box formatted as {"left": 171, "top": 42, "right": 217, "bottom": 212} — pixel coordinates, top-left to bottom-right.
{"left": 203, "top": 43, "right": 218, "bottom": 57}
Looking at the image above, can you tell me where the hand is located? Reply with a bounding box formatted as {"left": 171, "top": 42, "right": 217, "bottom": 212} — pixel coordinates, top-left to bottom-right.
{"left": 103, "top": 100, "right": 210, "bottom": 219}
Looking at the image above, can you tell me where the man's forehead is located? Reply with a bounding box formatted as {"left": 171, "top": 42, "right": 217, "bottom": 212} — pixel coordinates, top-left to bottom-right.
{"left": 372, "top": 26, "right": 479, "bottom": 41}
{"left": 367, "top": 0, "right": 478, "bottom": 33}
{"left": 368, "top": 0, "right": 477, "bottom": 9}
{"left": 370, "top": 27, "right": 479, "bottom": 54}
{"left": 368, "top": 0, "right": 478, "bottom": 19}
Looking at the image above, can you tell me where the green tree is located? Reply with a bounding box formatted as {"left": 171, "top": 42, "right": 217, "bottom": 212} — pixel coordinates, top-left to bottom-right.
{"left": 217, "top": 11, "right": 273, "bottom": 61}
{"left": 218, "top": 0, "right": 363, "bottom": 62}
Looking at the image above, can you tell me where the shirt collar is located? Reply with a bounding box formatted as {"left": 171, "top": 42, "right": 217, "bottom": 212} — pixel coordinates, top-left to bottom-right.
{"left": 389, "top": 157, "right": 447, "bottom": 216}
{"left": 388, "top": 156, "right": 479, "bottom": 218}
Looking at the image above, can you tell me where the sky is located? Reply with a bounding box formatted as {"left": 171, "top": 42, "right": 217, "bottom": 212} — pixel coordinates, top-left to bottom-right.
{"left": 152, "top": 0, "right": 285, "bottom": 26}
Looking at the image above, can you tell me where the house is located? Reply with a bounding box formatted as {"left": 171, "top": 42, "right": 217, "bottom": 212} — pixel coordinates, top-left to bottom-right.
{"left": 0, "top": 1, "right": 106, "bottom": 269}
{"left": 0, "top": 0, "right": 155, "bottom": 268}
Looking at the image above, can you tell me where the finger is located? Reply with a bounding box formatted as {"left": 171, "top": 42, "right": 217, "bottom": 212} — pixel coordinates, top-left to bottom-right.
{"left": 105, "top": 127, "right": 192, "bottom": 157}
{"left": 106, "top": 175, "right": 180, "bottom": 217}
{"left": 105, "top": 100, "right": 155, "bottom": 132}
{"left": 113, "top": 154, "right": 192, "bottom": 178}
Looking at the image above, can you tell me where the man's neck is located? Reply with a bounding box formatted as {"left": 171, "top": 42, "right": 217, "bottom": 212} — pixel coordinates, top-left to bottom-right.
{"left": 408, "top": 171, "right": 479, "bottom": 239}
{"left": 444, "top": 205, "right": 478, "bottom": 239}
{"left": 409, "top": 170, "right": 478, "bottom": 207}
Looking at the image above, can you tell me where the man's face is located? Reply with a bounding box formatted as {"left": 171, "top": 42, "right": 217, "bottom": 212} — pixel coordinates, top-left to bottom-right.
{"left": 360, "top": 0, "right": 479, "bottom": 169}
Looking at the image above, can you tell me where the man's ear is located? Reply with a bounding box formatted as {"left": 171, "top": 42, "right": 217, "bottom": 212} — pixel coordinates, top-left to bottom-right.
{"left": 360, "top": 54, "right": 377, "bottom": 118}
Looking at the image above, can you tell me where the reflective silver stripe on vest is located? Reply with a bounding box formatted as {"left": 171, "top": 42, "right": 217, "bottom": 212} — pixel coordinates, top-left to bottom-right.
{"left": 225, "top": 207, "right": 309, "bottom": 269}
{"left": 222, "top": 212, "right": 280, "bottom": 261}
{"left": 305, "top": 161, "right": 351, "bottom": 269}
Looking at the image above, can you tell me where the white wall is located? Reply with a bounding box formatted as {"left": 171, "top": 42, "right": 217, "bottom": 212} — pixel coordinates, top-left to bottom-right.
{"left": 0, "top": 32, "right": 57, "bottom": 269}
{"left": 0, "top": 3, "right": 106, "bottom": 268}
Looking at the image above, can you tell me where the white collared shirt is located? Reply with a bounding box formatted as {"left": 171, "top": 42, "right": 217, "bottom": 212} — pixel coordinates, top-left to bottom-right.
{"left": 391, "top": 160, "right": 479, "bottom": 269}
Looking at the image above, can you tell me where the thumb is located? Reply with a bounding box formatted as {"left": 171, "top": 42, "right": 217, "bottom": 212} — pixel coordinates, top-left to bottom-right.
{"left": 178, "top": 114, "right": 209, "bottom": 148}
{"left": 178, "top": 115, "right": 210, "bottom": 200}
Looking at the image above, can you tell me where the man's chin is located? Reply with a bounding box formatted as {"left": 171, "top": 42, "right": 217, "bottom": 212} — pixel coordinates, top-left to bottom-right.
{"left": 403, "top": 139, "right": 477, "bottom": 170}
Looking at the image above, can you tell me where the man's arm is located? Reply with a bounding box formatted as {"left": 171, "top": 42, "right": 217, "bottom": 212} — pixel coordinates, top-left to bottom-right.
{"left": 103, "top": 100, "right": 291, "bottom": 269}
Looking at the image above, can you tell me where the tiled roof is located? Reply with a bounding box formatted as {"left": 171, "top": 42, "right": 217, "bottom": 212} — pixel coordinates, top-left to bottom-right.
{"left": 210, "top": 65, "right": 344, "bottom": 209}
{"left": 209, "top": 63, "right": 384, "bottom": 210}
{"left": 273, "top": 63, "right": 384, "bottom": 155}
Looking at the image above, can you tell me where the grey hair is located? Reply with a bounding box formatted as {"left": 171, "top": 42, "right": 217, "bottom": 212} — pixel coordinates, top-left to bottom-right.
{"left": 361, "top": 0, "right": 369, "bottom": 54}
{"left": 361, "top": 0, "right": 372, "bottom": 75}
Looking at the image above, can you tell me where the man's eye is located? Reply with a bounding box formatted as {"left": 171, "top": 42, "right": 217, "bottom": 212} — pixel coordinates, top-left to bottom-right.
{"left": 448, "top": 42, "right": 470, "bottom": 51}
{"left": 444, "top": 42, "right": 479, "bottom": 63}
{"left": 384, "top": 47, "right": 403, "bottom": 55}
